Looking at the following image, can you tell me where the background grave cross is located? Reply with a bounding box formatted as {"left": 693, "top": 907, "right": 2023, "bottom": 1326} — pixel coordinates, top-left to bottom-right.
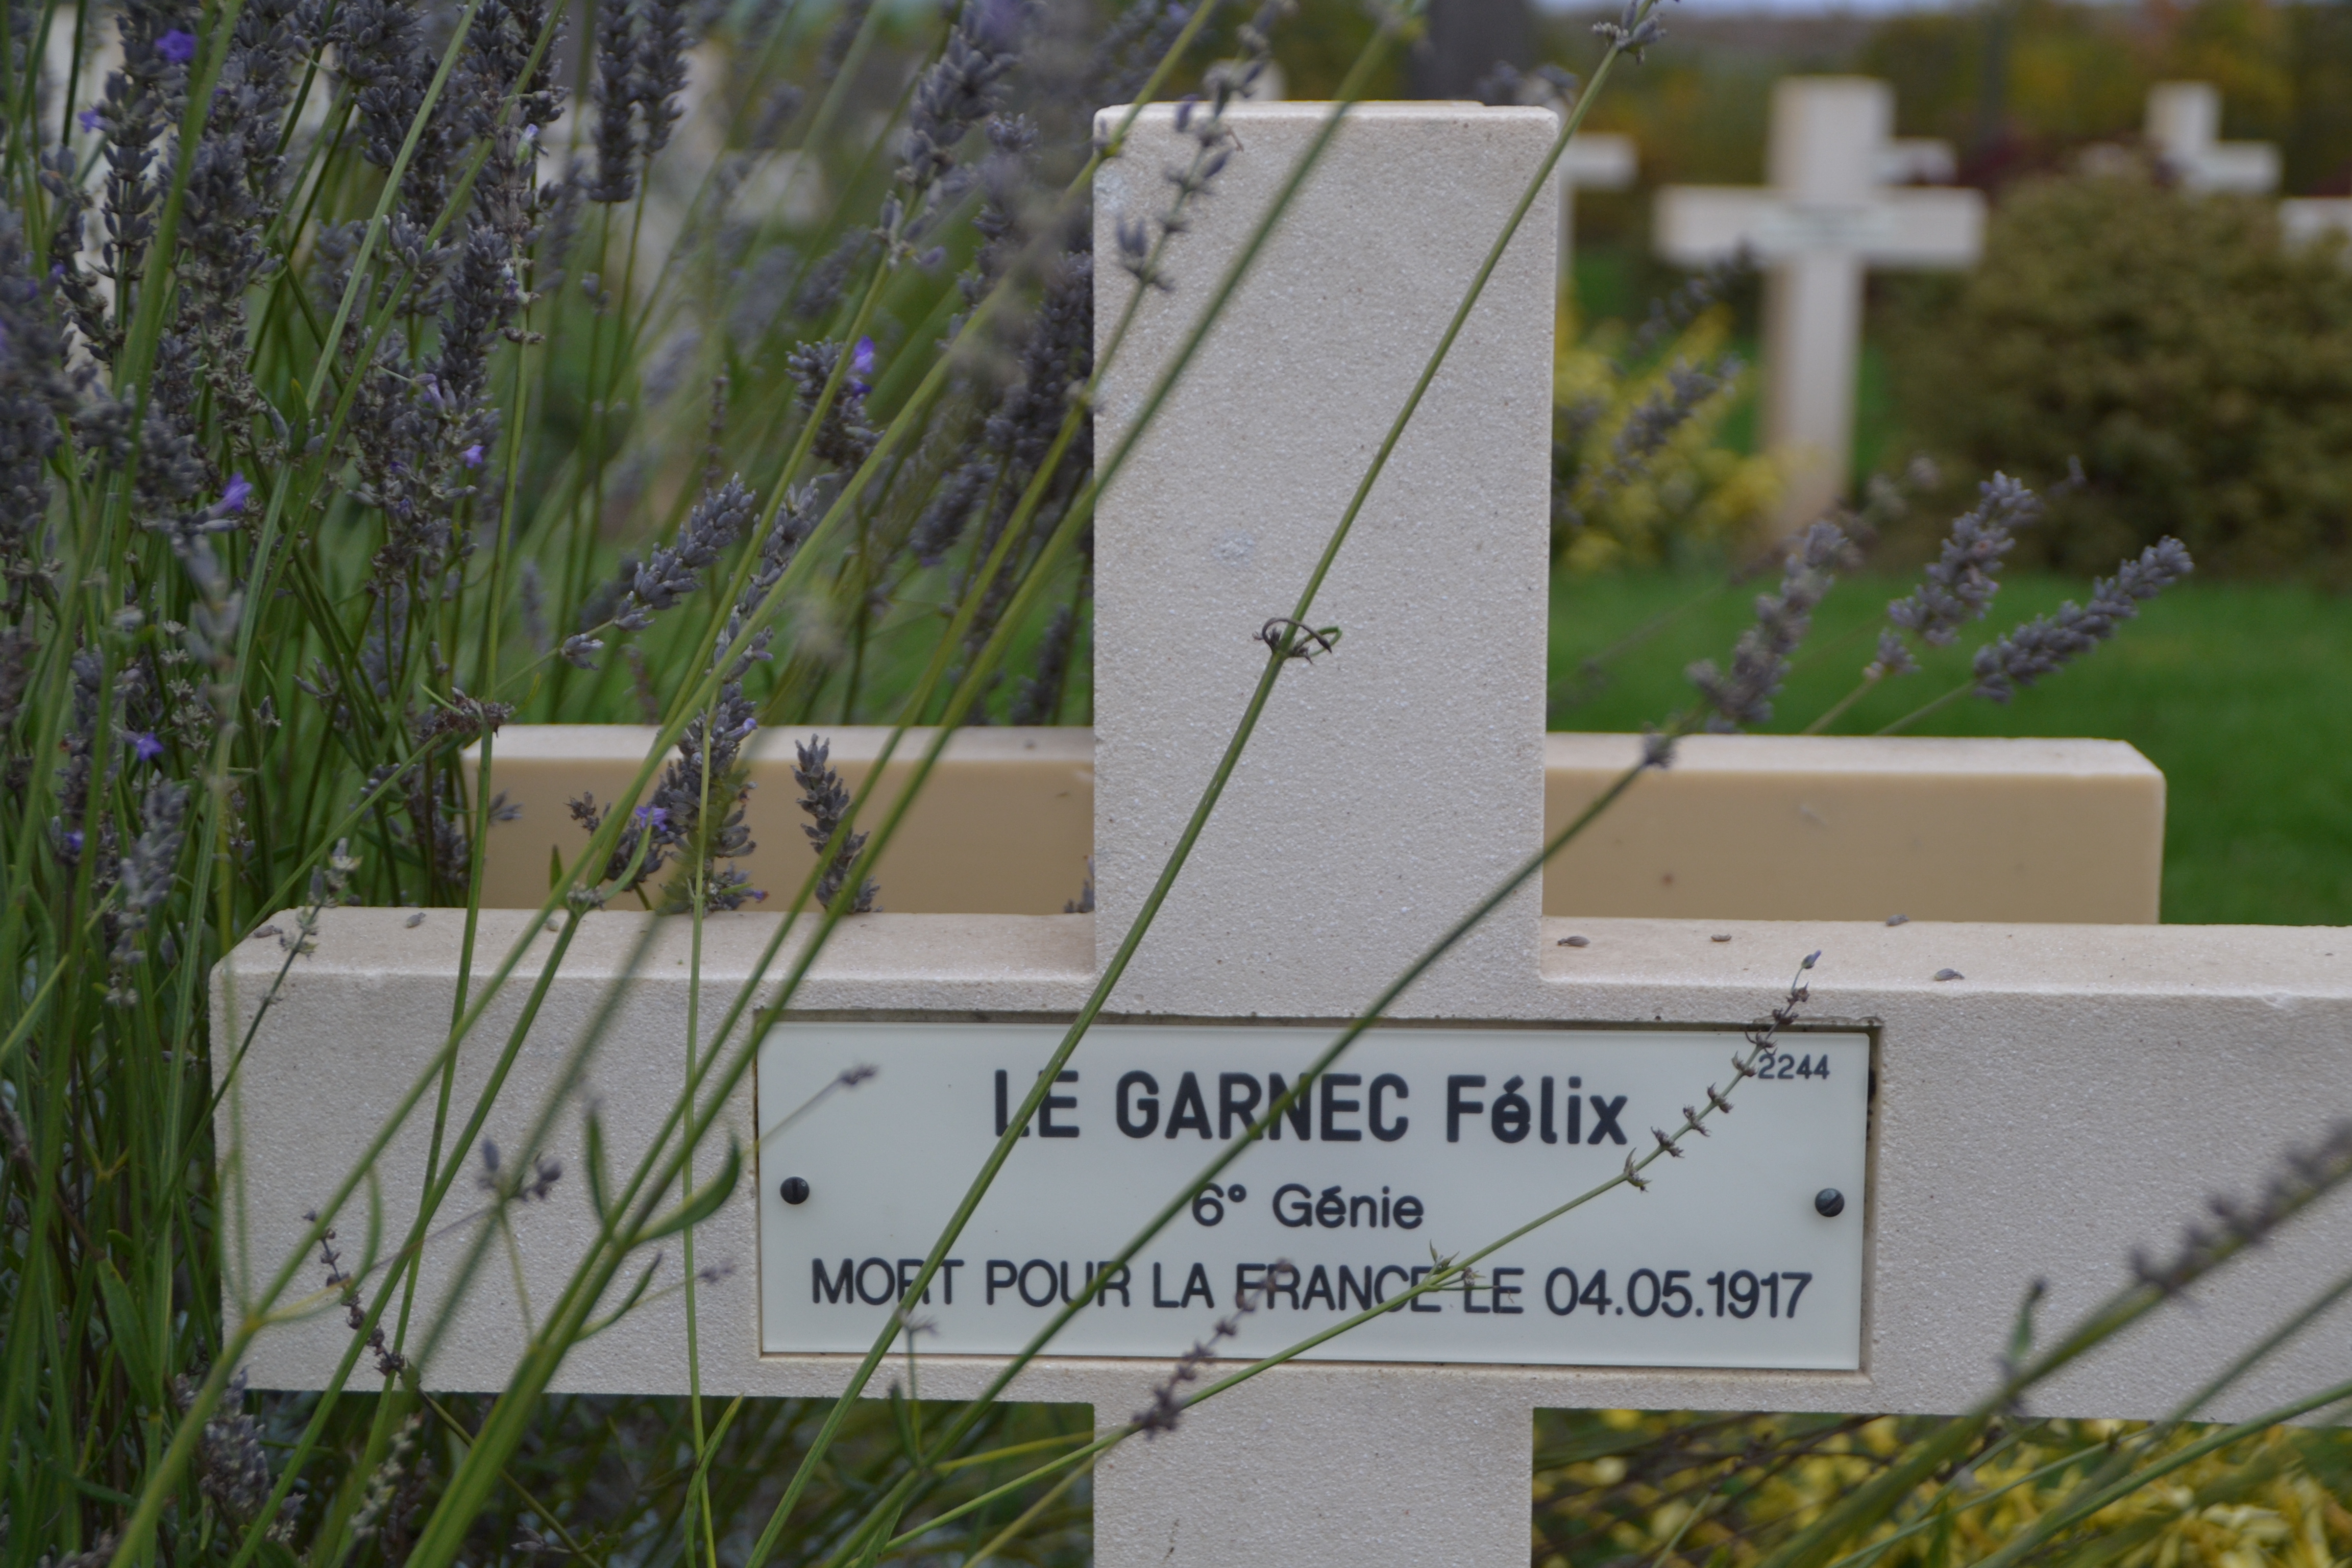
{"left": 2145, "top": 81, "right": 2281, "bottom": 193}
{"left": 1558, "top": 132, "right": 1637, "bottom": 283}
{"left": 2138, "top": 78, "right": 2352, "bottom": 250}
{"left": 1654, "top": 77, "right": 1984, "bottom": 531}
{"left": 2132, "top": 83, "right": 2352, "bottom": 251}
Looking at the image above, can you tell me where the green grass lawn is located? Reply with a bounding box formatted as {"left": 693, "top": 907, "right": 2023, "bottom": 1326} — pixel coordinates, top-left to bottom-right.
{"left": 1549, "top": 569, "right": 2352, "bottom": 926}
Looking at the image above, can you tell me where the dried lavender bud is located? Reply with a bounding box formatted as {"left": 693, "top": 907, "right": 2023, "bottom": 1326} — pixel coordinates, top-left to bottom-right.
{"left": 1624, "top": 249, "right": 1752, "bottom": 368}
{"left": 569, "top": 791, "right": 672, "bottom": 893}
{"left": 1133, "top": 1263, "right": 1276, "bottom": 1436}
{"left": 117, "top": 777, "right": 189, "bottom": 917}
{"left": 1010, "top": 601, "right": 1078, "bottom": 724}
{"left": 715, "top": 483, "right": 814, "bottom": 677}
{"left": 585, "top": 0, "right": 640, "bottom": 202}
{"left": 794, "top": 736, "right": 876, "bottom": 912}
{"left": 787, "top": 339, "right": 879, "bottom": 472}
{"left": 435, "top": 218, "right": 525, "bottom": 413}
{"left": 1084, "top": 0, "right": 1192, "bottom": 107}
{"left": 1885, "top": 473, "right": 2037, "bottom": 650}
{"left": 1592, "top": 0, "right": 1664, "bottom": 58}
{"left": 615, "top": 478, "right": 757, "bottom": 630}
{"left": 470, "top": 0, "right": 566, "bottom": 135}
{"left": 1687, "top": 520, "right": 1847, "bottom": 732}
{"left": 632, "top": 0, "right": 692, "bottom": 163}
{"left": 534, "top": 178, "right": 585, "bottom": 293}
{"left": 0, "top": 625, "right": 32, "bottom": 734}
{"left": 0, "top": 207, "right": 76, "bottom": 562}
{"left": 202, "top": 1375, "right": 272, "bottom": 1521}
{"left": 91, "top": 5, "right": 193, "bottom": 325}
{"left": 1865, "top": 628, "right": 1918, "bottom": 681}
{"left": 910, "top": 459, "right": 989, "bottom": 567}
{"left": 1971, "top": 538, "right": 2193, "bottom": 702}
{"left": 1604, "top": 356, "right": 1739, "bottom": 485}
{"left": 649, "top": 677, "right": 762, "bottom": 913}
{"left": 787, "top": 229, "right": 873, "bottom": 324}
{"left": 916, "top": 248, "right": 1092, "bottom": 569}
{"left": 900, "top": 0, "right": 1024, "bottom": 199}
{"left": 963, "top": 113, "right": 1039, "bottom": 301}
{"left": 334, "top": 0, "right": 430, "bottom": 174}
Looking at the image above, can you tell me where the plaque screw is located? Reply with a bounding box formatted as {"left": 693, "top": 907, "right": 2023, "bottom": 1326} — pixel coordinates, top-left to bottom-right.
{"left": 1815, "top": 1188, "right": 1846, "bottom": 1218}
{"left": 780, "top": 1177, "right": 811, "bottom": 1205}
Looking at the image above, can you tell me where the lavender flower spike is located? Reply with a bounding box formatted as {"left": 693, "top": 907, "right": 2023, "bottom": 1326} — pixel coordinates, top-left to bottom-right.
{"left": 1688, "top": 519, "right": 1848, "bottom": 732}
{"left": 1972, "top": 538, "right": 2193, "bottom": 703}
{"left": 1885, "top": 472, "right": 2038, "bottom": 651}
{"left": 794, "top": 737, "right": 877, "bottom": 913}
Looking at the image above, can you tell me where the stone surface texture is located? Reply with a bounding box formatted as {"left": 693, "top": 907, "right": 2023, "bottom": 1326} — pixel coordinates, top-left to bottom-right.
{"left": 1090, "top": 103, "right": 1558, "bottom": 1026}
{"left": 225, "top": 909, "right": 2352, "bottom": 1423}
{"left": 1545, "top": 733, "right": 2163, "bottom": 921}
{"left": 465, "top": 725, "right": 1097, "bottom": 915}
{"left": 468, "top": 728, "right": 2166, "bottom": 923}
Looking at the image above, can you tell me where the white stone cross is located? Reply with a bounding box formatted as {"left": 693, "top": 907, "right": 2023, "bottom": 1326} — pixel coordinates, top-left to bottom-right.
{"left": 2134, "top": 84, "right": 2352, "bottom": 254}
{"left": 222, "top": 103, "right": 2352, "bottom": 1568}
{"left": 1654, "top": 78, "right": 1983, "bottom": 530}
{"left": 2121, "top": 84, "right": 2352, "bottom": 254}
{"left": 2283, "top": 197, "right": 2352, "bottom": 249}
{"left": 2145, "top": 81, "right": 2280, "bottom": 194}
{"left": 1558, "top": 131, "right": 1636, "bottom": 285}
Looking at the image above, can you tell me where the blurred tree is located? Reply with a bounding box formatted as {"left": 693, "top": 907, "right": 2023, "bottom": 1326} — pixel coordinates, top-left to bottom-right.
{"left": 1887, "top": 167, "right": 2352, "bottom": 580}
{"left": 2282, "top": 1, "right": 2352, "bottom": 190}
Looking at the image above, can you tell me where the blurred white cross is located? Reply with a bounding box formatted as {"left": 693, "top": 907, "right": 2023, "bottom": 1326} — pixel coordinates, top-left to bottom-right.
{"left": 2283, "top": 199, "right": 2352, "bottom": 249}
{"left": 1558, "top": 132, "right": 1637, "bottom": 287}
{"left": 1654, "top": 77, "right": 1983, "bottom": 531}
{"left": 2145, "top": 82, "right": 2278, "bottom": 194}
{"left": 2140, "top": 83, "right": 2352, "bottom": 255}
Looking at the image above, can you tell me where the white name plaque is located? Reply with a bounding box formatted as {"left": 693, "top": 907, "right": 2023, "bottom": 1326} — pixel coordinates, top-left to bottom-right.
{"left": 757, "top": 1024, "right": 1869, "bottom": 1369}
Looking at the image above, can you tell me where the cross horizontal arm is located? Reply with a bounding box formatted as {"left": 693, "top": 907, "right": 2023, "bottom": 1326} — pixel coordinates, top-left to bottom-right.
{"left": 1655, "top": 186, "right": 1984, "bottom": 268}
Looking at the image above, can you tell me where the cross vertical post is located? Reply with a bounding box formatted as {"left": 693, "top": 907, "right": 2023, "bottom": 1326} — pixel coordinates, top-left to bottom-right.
{"left": 1089, "top": 101, "right": 1559, "bottom": 1564}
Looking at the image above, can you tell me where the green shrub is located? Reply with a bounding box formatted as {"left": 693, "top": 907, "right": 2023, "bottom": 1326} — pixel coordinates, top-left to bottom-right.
{"left": 1552, "top": 303, "right": 1782, "bottom": 575}
{"left": 1890, "top": 166, "right": 2352, "bottom": 580}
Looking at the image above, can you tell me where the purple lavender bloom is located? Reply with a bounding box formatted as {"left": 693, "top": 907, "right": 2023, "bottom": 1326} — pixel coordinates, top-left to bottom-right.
{"left": 133, "top": 732, "right": 165, "bottom": 763}
{"left": 634, "top": 804, "right": 671, "bottom": 830}
{"left": 461, "top": 444, "right": 486, "bottom": 468}
{"left": 975, "top": 0, "right": 1024, "bottom": 49}
{"left": 850, "top": 336, "right": 875, "bottom": 393}
{"left": 158, "top": 28, "right": 198, "bottom": 62}
{"left": 64, "top": 830, "right": 83, "bottom": 853}
{"left": 221, "top": 473, "right": 253, "bottom": 512}
{"left": 77, "top": 107, "right": 102, "bottom": 131}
